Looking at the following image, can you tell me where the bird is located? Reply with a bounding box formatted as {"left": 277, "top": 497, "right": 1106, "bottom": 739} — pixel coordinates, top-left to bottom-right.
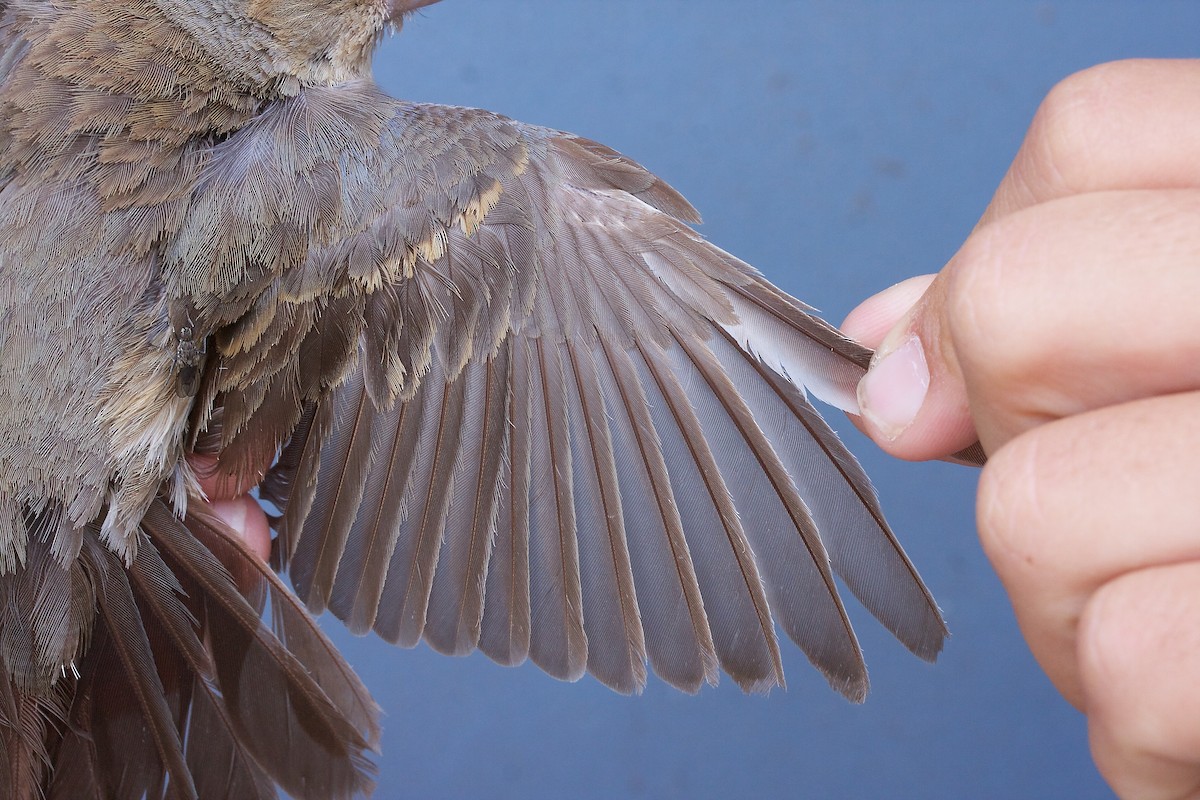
{"left": 0, "top": 0, "right": 966, "bottom": 797}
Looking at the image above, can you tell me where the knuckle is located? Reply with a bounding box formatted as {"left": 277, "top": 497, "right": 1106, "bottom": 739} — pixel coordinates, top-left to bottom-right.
{"left": 941, "top": 216, "right": 1037, "bottom": 385}
{"left": 1077, "top": 578, "right": 1137, "bottom": 692}
{"left": 976, "top": 426, "right": 1090, "bottom": 586}
{"left": 1078, "top": 565, "right": 1200, "bottom": 763}
{"left": 975, "top": 434, "right": 1045, "bottom": 578}
{"left": 942, "top": 224, "right": 1000, "bottom": 341}
{"left": 1077, "top": 575, "right": 1159, "bottom": 739}
{"left": 1022, "top": 60, "right": 1144, "bottom": 195}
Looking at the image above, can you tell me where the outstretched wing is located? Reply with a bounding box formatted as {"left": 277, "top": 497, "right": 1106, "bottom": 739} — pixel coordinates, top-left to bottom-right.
{"left": 179, "top": 83, "right": 946, "bottom": 700}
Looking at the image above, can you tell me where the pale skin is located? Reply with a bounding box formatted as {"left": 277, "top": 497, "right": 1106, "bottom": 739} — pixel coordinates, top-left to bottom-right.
{"left": 202, "top": 57, "right": 1200, "bottom": 800}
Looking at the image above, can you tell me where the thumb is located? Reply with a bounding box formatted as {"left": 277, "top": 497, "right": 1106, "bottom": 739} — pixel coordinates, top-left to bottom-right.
{"left": 842, "top": 274, "right": 980, "bottom": 462}
{"left": 188, "top": 453, "right": 273, "bottom": 562}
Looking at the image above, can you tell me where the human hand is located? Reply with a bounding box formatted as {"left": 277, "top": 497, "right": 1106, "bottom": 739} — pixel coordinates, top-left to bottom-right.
{"left": 188, "top": 454, "right": 272, "bottom": 563}
{"left": 844, "top": 59, "right": 1200, "bottom": 799}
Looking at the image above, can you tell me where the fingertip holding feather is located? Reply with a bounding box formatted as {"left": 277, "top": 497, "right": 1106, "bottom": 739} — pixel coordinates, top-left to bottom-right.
{"left": 208, "top": 496, "right": 272, "bottom": 564}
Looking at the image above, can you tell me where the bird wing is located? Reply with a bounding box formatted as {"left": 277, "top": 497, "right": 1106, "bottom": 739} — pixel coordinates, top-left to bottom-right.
{"left": 174, "top": 82, "right": 946, "bottom": 699}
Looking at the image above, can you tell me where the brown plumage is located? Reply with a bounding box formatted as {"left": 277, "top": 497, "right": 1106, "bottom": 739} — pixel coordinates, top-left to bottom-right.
{"left": 0, "top": 0, "right": 965, "bottom": 796}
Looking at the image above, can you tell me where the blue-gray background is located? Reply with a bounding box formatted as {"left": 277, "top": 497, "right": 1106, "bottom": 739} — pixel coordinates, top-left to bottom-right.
{"left": 320, "top": 3, "right": 1200, "bottom": 798}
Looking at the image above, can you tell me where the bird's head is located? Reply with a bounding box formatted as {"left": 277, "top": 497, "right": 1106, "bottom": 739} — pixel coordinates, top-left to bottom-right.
{"left": 387, "top": 0, "right": 444, "bottom": 20}
{"left": 0, "top": 0, "right": 452, "bottom": 160}
{"left": 241, "top": 0, "right": 443, "bottom": 87}
{"left": 143, "top": 0, "right": 444, "bottom": 93}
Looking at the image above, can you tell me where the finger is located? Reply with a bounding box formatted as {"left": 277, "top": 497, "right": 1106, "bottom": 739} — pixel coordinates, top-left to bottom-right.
{"left": 841, "top": 275, "right": 981, "bottom": 457}
{"left": 840, "top": 274, "right": 936, "bottom": 348}
{"left": 852, "top": 270, "right": 980, "bottom": 460}
{"left": 977, "top": 391, "right": 1200, "bottom": 706}
{"left": 979, "top": 59, "right": 1200, "bottom": 226}
{"left": 944, "top": 188, "right": 1200, "bottom": 451}
{"left": 861, "top": 188, "right": 1200, "bottom": 460}
{"left": 186, "top": 452, "right": 274, "bottom": 564}
{"left": 207, "top": 495, "right": 273, "bottom": 563}
{"left": 1081, "top": 561, "right": 1200, "bottom": 800}
{"left": 855, "top": 60, "right": 1200, "bottom": 462}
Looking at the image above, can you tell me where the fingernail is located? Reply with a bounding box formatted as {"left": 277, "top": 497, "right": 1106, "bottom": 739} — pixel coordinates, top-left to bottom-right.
{"left": 857, "top": 334, "right": 929, "bottom": 440}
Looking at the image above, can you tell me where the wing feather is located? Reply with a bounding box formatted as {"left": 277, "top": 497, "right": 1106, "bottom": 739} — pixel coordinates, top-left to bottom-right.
{"left": 634, "top": 340, "right": 783, "bottom": 691}
{"left": 424, "top": 349, "right": 510, "bottom": 656}
{"left": 595, "top": 337, "right": 718, "bottom": 692}
{"left": 290, "top": 366, "right": 377, "bottom": 614}
{"left": 525, "top": 338, "right": 587, "bottom": 681}
{"left": 332, "top": 378, "right": 425, "bottom": 635}
{"left": 251, "top": 99, "right": 947, "bottom": 699}
{"left": 668, "top": 333, "right": 867, "bottom": 698}
{"left": 373, "top": 354, "right": 465, "bottom": 647}
{"left": 477, "top": 340, "right": 533, "bottom": 666}
{"left": 712, "top": 328, "right": 947, "bottom": 660}
{"left": 563, "top": 340, "right": 646, "bottom": 693}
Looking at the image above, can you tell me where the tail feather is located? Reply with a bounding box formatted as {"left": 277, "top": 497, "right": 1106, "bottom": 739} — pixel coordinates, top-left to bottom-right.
{"left": 147, "top": 503, "right": 377, "bottom": 800}
{"left": 85, "top": 535, "right": 196, "bottom": 800}
{"left": 1, "top": 501, "right": 379, "bottom": 800}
